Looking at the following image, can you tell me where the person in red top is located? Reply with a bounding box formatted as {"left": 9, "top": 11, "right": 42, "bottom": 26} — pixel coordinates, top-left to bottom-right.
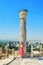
{"left": 19, "top": 42, "right": 24, "bottom": 58}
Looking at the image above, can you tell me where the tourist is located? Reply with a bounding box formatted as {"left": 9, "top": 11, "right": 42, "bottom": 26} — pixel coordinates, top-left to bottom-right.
{"left": 19, "top": 42, "right": 24, "bottom": 59}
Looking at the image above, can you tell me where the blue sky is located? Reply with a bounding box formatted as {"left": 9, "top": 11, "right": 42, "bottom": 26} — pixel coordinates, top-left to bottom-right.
{"left": 0, "top": 0, "right": 43, "bottom": 41}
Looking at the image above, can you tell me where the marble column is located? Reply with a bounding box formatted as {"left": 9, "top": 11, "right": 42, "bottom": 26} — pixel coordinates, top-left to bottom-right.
{"left": 19, "top": 10, "right": 28, "bottom": 53}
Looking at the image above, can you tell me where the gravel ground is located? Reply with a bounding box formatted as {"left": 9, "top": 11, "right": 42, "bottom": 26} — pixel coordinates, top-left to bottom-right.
{"left": 0, "top": 55, "right": 14, "bottom": 65}
{"left": 0, "top": 56, "right": 43, "bottom": 65}
{"left": 9, "top": 57, "right": 43, "bottom": 65}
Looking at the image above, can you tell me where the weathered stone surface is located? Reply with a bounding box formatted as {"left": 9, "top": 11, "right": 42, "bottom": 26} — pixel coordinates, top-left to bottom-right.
{"left": 19, "top": 10, "right": 28, "bottom": 52}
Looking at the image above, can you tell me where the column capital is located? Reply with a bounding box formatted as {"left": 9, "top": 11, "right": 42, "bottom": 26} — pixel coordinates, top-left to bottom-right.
{"left": 19, "top": 9, "right": 28, "bottom": 19}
